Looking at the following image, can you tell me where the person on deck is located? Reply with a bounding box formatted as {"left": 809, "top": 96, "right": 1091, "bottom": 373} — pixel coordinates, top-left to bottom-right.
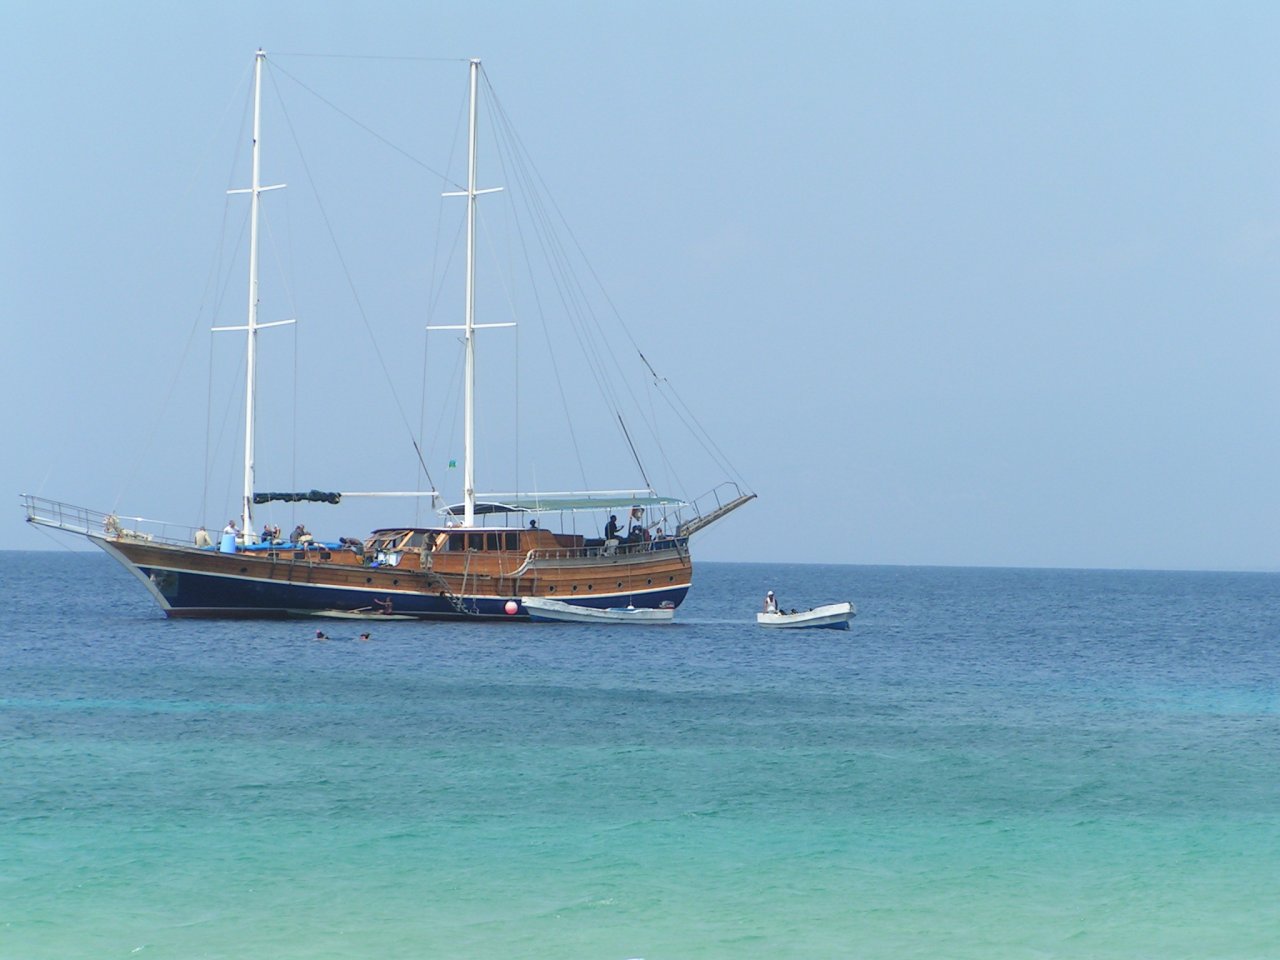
{"left": 219, "top": 520, "right": 239, "bottom": 554}
{"left": 764, "top": 590, "right": 779, "bottom": 614}
{"left": 604, "top": 515, "right": 621, "bottom": 541}
{"left": 194, "top": 526, "right": 212, "bottom": 548}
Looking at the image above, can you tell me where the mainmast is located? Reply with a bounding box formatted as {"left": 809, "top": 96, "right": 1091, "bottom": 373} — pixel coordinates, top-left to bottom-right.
{"left": 438, "top": 58, "right": 505, "bottom": 527}
{"left": 217, "top": 49, "right": 291, "bottom": 539}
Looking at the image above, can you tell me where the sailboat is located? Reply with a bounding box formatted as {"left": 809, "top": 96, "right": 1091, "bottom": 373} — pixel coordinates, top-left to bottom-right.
{"left": 22, "top": 51, "right": 753, "bottom": 620}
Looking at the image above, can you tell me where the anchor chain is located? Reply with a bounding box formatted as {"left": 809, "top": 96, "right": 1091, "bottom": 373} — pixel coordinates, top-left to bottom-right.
{"left": 422, "top": 569, "right": 477, "bottom": 617}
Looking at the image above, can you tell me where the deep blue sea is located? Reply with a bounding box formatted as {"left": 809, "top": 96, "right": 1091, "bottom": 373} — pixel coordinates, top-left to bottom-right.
{"left": 3, "top": 550, "right": 1279, "bottom": 959}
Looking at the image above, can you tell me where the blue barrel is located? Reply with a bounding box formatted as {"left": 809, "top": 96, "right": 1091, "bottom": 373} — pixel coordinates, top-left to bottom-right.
{"left": 220, "top": 532, "right": 237, "bottom": 553}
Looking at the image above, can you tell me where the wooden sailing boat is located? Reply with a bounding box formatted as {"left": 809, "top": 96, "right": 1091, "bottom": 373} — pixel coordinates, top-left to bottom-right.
{"left": 23, "top": 51, "right": 752, "bottom": 620}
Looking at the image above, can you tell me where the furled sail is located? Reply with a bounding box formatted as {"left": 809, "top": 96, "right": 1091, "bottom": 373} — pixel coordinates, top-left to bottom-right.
{"left": 252, "top": 490, "right": 342, "bottom": 505}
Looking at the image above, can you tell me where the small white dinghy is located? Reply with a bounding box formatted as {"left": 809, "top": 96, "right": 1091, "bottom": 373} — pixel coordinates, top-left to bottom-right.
{"left": 308, "top": 608, "right": 417, "bottom": 620}
{"left": 756, "top": 601, "right": 856, "bottom": 630}
{"left": 522, "top": 597, "right": 675, "bottom": 624}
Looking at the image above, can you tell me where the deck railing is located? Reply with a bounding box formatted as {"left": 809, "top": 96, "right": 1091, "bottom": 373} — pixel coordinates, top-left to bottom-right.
{"left": 527, "top": 536, "right": 688, "bottom": 563}
{"left": 675, "top": 481, "right": 756, "bottom": 537}
{"left": 21, "top": 495, "right": 199, "bottom": 548}
{"left": 686, "top": 481, "right": 748, "bottom": 520}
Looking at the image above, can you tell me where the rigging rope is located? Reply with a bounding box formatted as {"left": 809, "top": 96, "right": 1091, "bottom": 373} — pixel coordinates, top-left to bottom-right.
{"left": 271, "top": 61, "right": 459, "bottom": 187}
{"left": 266, "top": 62, "right": 441, "bottom": 506}
{"left": 110, "top": 63, "right": 257, "bottom": 525}
{"left": 482, "top": 70, "right": 752, "bottom": 498}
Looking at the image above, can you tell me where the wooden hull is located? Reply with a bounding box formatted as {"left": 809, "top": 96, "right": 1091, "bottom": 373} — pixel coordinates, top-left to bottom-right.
{"left": 95, "top": 534, "right": 692, "bottom": 620}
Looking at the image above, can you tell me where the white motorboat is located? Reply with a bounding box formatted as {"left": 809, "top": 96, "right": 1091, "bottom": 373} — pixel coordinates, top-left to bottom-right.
{"left": 522, "top": 597, "right": 675, "bottom": 624}
{"left": 756, "top": 601, "right": 855, "bottom": 630}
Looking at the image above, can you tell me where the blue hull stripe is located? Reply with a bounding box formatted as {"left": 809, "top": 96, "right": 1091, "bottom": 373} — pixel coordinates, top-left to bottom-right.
{"left": 137, "top": 565, "right": 689, "bottom": 619}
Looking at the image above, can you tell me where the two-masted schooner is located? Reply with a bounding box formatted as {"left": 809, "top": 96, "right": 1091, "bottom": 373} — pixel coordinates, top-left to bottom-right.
{"left": 23, "top": 51, "right": 753, "bottom": 620}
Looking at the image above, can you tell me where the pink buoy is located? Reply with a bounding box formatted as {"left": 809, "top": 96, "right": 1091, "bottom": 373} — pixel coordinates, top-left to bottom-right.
{"left": 504, "top": 600, "right": 518, "bottom": 615}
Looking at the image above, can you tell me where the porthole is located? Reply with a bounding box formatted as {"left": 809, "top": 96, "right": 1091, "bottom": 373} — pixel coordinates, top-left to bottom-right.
{"left": 587, "top": 584, "right": 593, "bottom": 591}
{"left": 548, "top": 585, "right": 556, "bottom": 592}
{"left": 239, "top": 567, "right": 248, "bottom": 574}
{"left": 366, "top": 577, "right": 373, "bottom": 584}
{"left": 392, "top": 579, "right": 399, "bottom": 585}
{"left": 668, "top": 576, "right": 674, "bottom": 582}
{"left": 572, "top": 585, "right": 578, "bottom": 592}
{"left": 646, "top": 578, "right": 652, "bottom": 585}
{"left": 616, "top": 581, "right": 623, "bottom": 588}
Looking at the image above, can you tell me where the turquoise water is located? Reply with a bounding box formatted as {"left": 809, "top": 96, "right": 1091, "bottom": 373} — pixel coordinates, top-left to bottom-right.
{"left": 3, "top": 552, "right": 1279, "bottom": 958}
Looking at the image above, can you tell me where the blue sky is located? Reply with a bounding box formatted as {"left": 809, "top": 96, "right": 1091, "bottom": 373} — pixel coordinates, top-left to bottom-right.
{"left": 5, "top": 1, "right": 1280, "bottom": 570}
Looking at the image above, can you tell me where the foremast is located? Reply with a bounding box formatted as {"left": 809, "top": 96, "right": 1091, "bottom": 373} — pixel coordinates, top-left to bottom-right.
{"left": 218, "top": 48, "right": 292, "bottom": 537}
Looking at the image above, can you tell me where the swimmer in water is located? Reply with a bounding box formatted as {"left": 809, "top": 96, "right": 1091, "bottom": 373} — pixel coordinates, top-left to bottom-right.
{"left": 358, "top": 632, "right": 371, "bottom": 642}
{"left": 314, "top": 629, "right": 328, "bottom": 640}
